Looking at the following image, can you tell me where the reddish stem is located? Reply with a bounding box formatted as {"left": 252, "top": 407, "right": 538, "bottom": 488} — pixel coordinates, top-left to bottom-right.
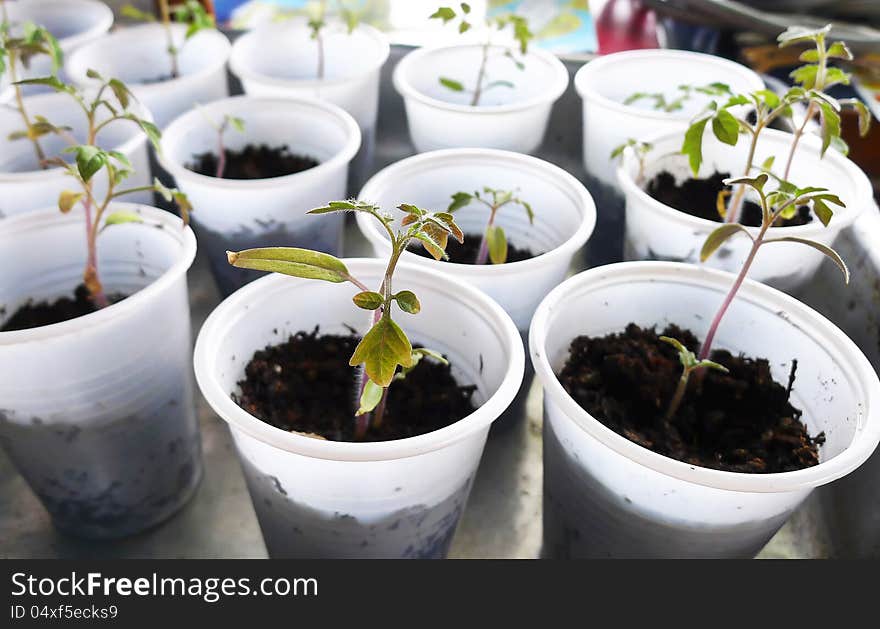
{"left": 215, "top": 130, "right": 227, "bottom": 179}
{"left": 698, "top": 227, "right": 767, "bottom": 360}
{"left": 475, "top": 206, "right": 499, "bottom": 265}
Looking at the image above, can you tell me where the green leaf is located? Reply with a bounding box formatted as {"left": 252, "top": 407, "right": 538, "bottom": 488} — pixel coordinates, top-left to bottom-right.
{"left": 429, "top": 7, "right": 456, "bottom": 22}
{"left": 778, "top": 24, "right": 832, "bottom": 47}
{"left": 70, "top": 145, "right": 106, "bottom": 182}
{"left": 487, "top": 225, "right": 508, "bottom": 264}
{"left": 827, "top": 41, "right": 853, "bottom": 60}
{"left": 228, "top": 116, "right": 245, "bottom": 133}
{"left": 823, "top": 67, "right": 851, "bottom": 88}
{"left": 761, "top": 155, "right": 776, "bottom": 171}
{"left": 58, "top": 190, "right": 83, "bottom": 213}
{"left": 394, "top": 290, "right": 421, "bottom": 314}
{"left": 840, "top": 98, "right": 872, "bottom": 138}
{"left": 724, "top": 173, "right": 769, "bottom": 192}
{"left": 790, "top": 64, "right": 818, "bottom": 89}
{"left": 108, "top": 78, "right": 132, "bottom": 109}
{"left": 414, "top": 229, "right": 447, "bottom": 261}
{"left": 817, "top": 100, "right": 841, "bottom": 156}
{"left": 459, "top": 21, "right": 471, "bottom": 34}
{"left": 121, "top": 5, "right": 157, "bottom": 21}
{"left": 349, "top": 316, "right": 414, "bottom": 387}
{"left": 682, "top": 116, "right": 710, "bottom": 176}
{"left": 764, "top": 236, "right": 849, "bottom": 283}
{"left": 227, "top": 247, "right": 350, "bottom": 283}
{"left": 448, "top": 191, "right": 473, "bottom": 212}
{"left": 353, "top": 291, "right": 384, "bottom": 311}
{"left": 700, "top": 223, "right": 753, "bottom": 262}
{"left": 439, "top": 77, "right": 465, "bottom": 92}
{"left": 355, "top": 379, "right": 384, "bottom": 416}
{"left": 659, "top": 335, "right": 696, "bottom": 369}
{"left": 103, "top": 210, "right": 144, "bottom": 227}
{"left": 811, "top": 198, "right": 833, "bottom": 227}
{"left": 695, "top": 359, "right": 729, "bottom": 374}
{"left": 461, "top": 2, "right": 471, "bottom": 13}
{"left": 712, "top": 109, "right": 740, "bottom": 145}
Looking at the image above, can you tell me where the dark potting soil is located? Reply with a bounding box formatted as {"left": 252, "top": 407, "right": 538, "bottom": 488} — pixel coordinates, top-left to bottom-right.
{"left": 646, "top": 171, "right": 813, "bottom": 228}
{"left": 234, "top": 328, "right": 477, "bottom": 442}
{"left": 408, "top": 232, "right": 536, "bottom": 264}
{"left": 0, "top": 285, "right": 126, "bottom": 332}
{"left": 188, "top": 144, "right": 319, "bottom": 180}
{"left": 558, "top": 323, "right": 824, "bottom": 473}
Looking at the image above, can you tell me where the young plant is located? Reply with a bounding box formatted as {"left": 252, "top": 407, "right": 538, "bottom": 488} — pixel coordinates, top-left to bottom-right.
{"left": 447, "top": 187, "right": 532, "bottom": 265}
{"left": 197, "top": 106, "right": 244, "bottom": 178}
{"left": 122, "top": 0, "right": 214, "bottom": 79}
{"left": 15, "top": 70, "right": 191, "bottom": 308}
{"left": 227, "top": 199, "right": 464, "bottom": 440}
{"left": 681, "top": 24, "right": 871, "bottom": 224}
{"left": 430, "top": 4, "right": 533, "bottom": 107}
{"left": 0, "top": 7, "right": 63, "bottom": 167}
{"left": 697, "top": 172, "right": 848, "bottom": 361}
{"left": 659, "top": 336, "right": 728, "bottom": 420}
{"left": 625, "top": 82, "right": 732, "bottom": 113}
{"left": 307, "top": 0, "right": 359, "bottom": 80}
{"left": 611, "top": 138, "right": 653, "bottom": 184}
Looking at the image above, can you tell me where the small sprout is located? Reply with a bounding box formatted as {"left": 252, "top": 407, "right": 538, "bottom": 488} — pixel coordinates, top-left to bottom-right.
{"left": 430, "top": 5, "right": 533, "bottom": 107}
{"left": 122, "top": 0, "right": 214, "bottom": 79}
{"left": 611, "top": 138, "right": 653, "bottom": 184}
{"left": 308, "top": 1, "right": 361, "bottom": 80}
{"left": 19, "top": 71, "right": 192, "bottom": 307}
{"left": 447, "top": 187, "right": 532, "bottom": 265}
{"left": 197, "top": 105, "right": 245, "bottom": 179}
{"left": 624, "top": 82, "right": 731, "bottom": 113}
{"left": 0, "top": 14, "right": 63, "bottom": 167}
{"left": 680, "top": 24, "right": 870, "bottom": 224}
{"left": 660, "top": 336, "right": 728, "bottom": 420}
{"left": 228, "top": 199, "right": 464, "bottom": 440}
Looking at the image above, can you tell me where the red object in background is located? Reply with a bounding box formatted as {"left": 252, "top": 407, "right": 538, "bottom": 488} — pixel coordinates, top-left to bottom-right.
{"left": 595, "top": 0, "right": 660, "bottom": 54}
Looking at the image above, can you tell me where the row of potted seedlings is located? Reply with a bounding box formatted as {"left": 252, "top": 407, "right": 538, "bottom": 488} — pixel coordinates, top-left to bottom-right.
{"left": 1, "top": 3, "right": 878, "bottom": 558}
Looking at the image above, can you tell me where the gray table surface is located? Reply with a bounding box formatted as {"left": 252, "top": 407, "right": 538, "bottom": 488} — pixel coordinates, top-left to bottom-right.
{"left": 0, "top": 46, "right": 843, "bottom": 559}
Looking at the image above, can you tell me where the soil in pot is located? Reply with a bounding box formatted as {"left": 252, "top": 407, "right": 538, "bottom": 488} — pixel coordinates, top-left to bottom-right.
{"left": 1, "top": 285, "right": 126, "bottom": 332}
{"left": 646, "top": 171, "right": 813, "bottom": 228}
{"left": 188, "top": 145, "right": 319, "bottom": 180}
{"left": 409, "top": 233, "right": 536, "bottom": 264}
{"left": 558, "top": 323, "right": 824, "bottom": 473}
{"left": 233, "top": 327, "right": 477, "bottom": 442}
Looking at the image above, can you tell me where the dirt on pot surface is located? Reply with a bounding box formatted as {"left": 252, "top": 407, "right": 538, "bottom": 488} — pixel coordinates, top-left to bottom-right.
{"left": 234, "top": 328, "right": 477, "bottom": 442}
{"left": 409, "top": 232, "right": 536, "bottom": 264}
{"left": 1, "top": 285, "right": 126, "bottom": 332}
{"left": 558, "top": 323, "right": 824, "bottom": 473}
{"left": 646, "top": 171, "right": 813, "bottom": 228}
{"left": 188, "top": 144, "right": 319, "bottom": 180}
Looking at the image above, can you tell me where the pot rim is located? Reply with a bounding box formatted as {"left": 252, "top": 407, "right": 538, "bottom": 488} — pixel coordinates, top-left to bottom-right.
{"left": 228, "top": 20, "right": 390, "bottom": 90}
{"left": 157, "top": 94, "right": 361, "bottom": 190}
{"left": 529, "top": 261, "right": 880, "bottom": 493}
{"left": 573, "top": 48, "right": 764, "bottom": 121}
{"left": 65, "top": 23, "right": 231, "bottom": 93}
{"left": 194, "top": 258, "right": 525, "bottom": 463}
{"left": 392, "top": 44, "right": 569, "bottom": 115}
{"left": 0, "top": 203, "right": 197, "bottom": 345}
{"left": 0, "top": 91, "right": 151, "bottom": 182}
{"left": 356, "top": 148, "right": 596, "bottom": 274}
{"left": 615, "top": 127, "right": 873, "bottom": 236}
{"left": 8, "top": 0, "right": 114, "bottom": 51}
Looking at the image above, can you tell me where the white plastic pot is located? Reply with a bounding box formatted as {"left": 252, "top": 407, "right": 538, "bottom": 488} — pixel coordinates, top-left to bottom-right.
{"left": 0, "top": 91, "right": 152, "bottom": 218}
{"left": 159, "top": 95, "right": 360, "bottom": 296}
{"left": 194, "top": 259, "right": 524, "bottom": 558}
{"left": 618, "top": 127, "right": 873, "bottom": 292}
{"left": 357, "top": 149, "right": 596, "bottom": 331}
{"left": 65, "top": 23, "right": 231, "bottom": 128}
{"left": 393, "top": 44, "right": 568, "bottom": 154}
{"left": 575, "top": 49, "right": 764, "bottom": 187}
{"left": 5, "top": 0, "right": 113, "bottom": 89}
{"left": 0, "top": 203, "right": 200, "bottom": 539}
{"left": 530, "top": 261, "right": 880, "bottom": 558}
{"left": 229, "top": 18, "right": 388, "bottom": 183}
